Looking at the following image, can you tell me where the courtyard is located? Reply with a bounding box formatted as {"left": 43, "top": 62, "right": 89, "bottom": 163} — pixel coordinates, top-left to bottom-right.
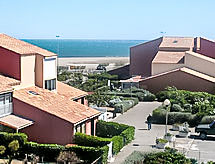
{"left": 111, "top": 102, "right": 215, "bottom": 163}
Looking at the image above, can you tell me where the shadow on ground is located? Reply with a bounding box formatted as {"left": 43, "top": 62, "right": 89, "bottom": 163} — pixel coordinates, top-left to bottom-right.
{"left": 190, "top": 134, "right": 215, "bottom": 141}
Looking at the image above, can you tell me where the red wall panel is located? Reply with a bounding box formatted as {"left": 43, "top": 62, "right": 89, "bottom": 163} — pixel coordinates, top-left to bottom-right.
{"left": 0, "top": 47, "right": 21, "bottom": 80}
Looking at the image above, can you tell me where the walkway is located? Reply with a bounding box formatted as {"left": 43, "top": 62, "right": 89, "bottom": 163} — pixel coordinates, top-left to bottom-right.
{"left": 111, "top": 102, "right": 163, "bottom": 164}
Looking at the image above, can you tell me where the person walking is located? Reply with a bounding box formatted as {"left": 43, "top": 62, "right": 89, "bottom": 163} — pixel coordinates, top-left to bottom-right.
{"left": 147, "top": 114, "right": 152, "bottom": 130}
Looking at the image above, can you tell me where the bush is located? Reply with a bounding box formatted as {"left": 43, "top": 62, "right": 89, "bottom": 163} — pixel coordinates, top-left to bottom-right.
{"left": 74, "top": 132, "right": 111, "bottom": 147}
{"left": 151, "top": 107, "right": 166, "bottom": 124}
{"left": 66, "top": 145, "right": 107, "bottom": 164}
{"left": 120, "top": 126, "right": 135, "bottom": 145}
{"left": 112, "top": 136, "right": 123, "bottom": 155}
{"left": 123, "top": 150, "right": 192, "bottom": 164}
{"left": 96, "top": 121, "right": 129, "bottom": 138}
{"left": 123, "top": 151, "right": 146, "bottom": 164}
{"left": 171, "top": 104, "right": 183, "bottom": 112}
{"left": 200, "top": 116, "right": 215, "bottom": 124}
{"left": 123, "top": 97, "right": 139, "bottom": 106}
{"left": 96, "top": 120, "right": 135, "bottom": 155}
{"left": 156, "top": 87, "right": 215, "bottom": 116}
{"left": 24, "top": 142, "right": 64, "bottom": 162}
{"left": 152, "top": 107, "right": 193, "bottom": 124}
{"left": 143, "top": 151, "right": 191, "bottom": 164}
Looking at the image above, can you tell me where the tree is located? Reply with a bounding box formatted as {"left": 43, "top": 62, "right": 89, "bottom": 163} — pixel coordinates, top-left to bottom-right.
{"left": 7, "top": 140, "right": 19, "bottom": 164}
{"left": 57, "top": 151, "right": 82, "bottom": 164}
{"left": 0, "top": 145, "right": 6, "bottom": 155}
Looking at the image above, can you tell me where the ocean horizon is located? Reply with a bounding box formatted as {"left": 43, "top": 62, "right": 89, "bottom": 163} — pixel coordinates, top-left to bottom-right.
{"left": 23, "top": 39, "right": 146, "bottom": 58}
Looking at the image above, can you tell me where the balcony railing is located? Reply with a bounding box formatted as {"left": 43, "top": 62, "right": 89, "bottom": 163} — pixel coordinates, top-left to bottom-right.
{"left": 0, "top": 103, "right": 13, "bottom": 117}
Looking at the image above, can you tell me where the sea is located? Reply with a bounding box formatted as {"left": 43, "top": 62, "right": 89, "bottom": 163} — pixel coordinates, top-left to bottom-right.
{"left": 23, "top": 39, "right": 146, "bottom": 58}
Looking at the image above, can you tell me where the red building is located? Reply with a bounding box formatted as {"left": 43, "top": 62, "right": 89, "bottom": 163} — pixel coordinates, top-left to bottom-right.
{"left": 128, "top": 36, "right": 215, "bottom": 93}
{"left": 0, "top": 34, "right": 100, "bottom": 145}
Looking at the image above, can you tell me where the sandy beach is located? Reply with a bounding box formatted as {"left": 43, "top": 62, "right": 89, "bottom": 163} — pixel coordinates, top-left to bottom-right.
{"left": 58, "top": 57, "right": 129, "bottom": 66}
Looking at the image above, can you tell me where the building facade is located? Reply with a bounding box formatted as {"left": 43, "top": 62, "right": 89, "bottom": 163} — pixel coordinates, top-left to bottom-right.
{"left": 0, "top": 34, "right": 100, "bottom": 145}
{"left": 129, "top": 36, "right": 215, "bottom": 93}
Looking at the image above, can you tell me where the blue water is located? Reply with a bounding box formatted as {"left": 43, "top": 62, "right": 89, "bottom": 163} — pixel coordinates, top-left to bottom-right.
{"left": 23, "top": 39, "right": 145, "bottom": 57}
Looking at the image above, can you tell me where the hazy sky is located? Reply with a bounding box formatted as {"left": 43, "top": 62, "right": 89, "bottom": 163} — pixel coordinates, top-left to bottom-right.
{"left": 0, "top": 0, "right": 214, "bottom": 40}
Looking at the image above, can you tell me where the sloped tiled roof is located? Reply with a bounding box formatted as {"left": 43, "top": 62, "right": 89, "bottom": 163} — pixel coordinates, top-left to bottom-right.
{"left": 152, "top": 51, "right": 185, "bottom": 64}
{"left": 0, "top": 34, "right": 56, "bottom": 57}
{"left": 13, "top": 86, "right": 100, "bottom": 124}
{"left": 159, "top": 37, "right": 194, "bottom": 49}
{"left": 0, "top": 74, "right": 20, "bottom": 93}
{"left": 57, "top": 81, "right": 88, "bottom": 100}
{"left": 0, "top": 114, "right": 33, "bottom": 130}
{"left": 141, "top": 67, "right": 215, "bottom": 83}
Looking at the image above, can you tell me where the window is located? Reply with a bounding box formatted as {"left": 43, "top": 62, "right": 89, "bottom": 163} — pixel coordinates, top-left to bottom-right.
{"left": 75, "top": 122, "right": 86, "bottom": 134}
{"left": 0, "top": 92, "right": 13, "bottom": 116}
{"left": 0, "top": 93, "right": 12, "bottom": 105}
{"left": 45, "top": 78, "right": 56, "bottom": 91}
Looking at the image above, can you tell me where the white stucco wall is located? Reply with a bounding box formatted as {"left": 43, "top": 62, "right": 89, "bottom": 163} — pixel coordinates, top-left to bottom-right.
{"left": 43, "top": 57, "right": 57, "bottom": 80}
{"left": 185, "top": 51, "right": 215, "bottom": 77}
{"left": 21, "top": 55, "right": 35, "bottom": 87}
{"left": 152, "top": 63, "right": 184, "bottom": 75}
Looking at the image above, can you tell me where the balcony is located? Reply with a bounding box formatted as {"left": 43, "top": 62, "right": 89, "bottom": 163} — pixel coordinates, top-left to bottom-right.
{"left": 0, "top": 103, "right": 13, "bottom": 117}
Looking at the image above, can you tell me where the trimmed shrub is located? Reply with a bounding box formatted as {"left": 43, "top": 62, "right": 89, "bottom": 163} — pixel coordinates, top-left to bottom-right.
{"left": 120, "top": 126, "right": 135, "bottom": 145}
{"left": 200, "top": 116, "right": 215, "bottom": 124}
{"left": 74, "top": 132, "right": 111, "bottom": 147}
{"left": 168, "top": 112, "right": 192, "bottom": 124}
{"left": 96, "top": 121, "right": 129, "bottom": 138}
{"left": 112, "top": 136, "right": 123, "bottom": 155}
{"left": 152, "top": 107, "right": 193, "bottom": 124}
{"left": 96, "top": 120, "right": 135, "bottom": 155}
{"left": 171, "top": 104, "right": 183, "bottom": 112}
{"left": 123, "top": 97, "right": 139, "bottom": 106}
{"left": 24, "top": 142, "right": 64, "bottom": 162}
{"left": 156, "top": 87, "right": 215, "bottom": 116}
{"left": 143, "top": 151, "right": 191, "bottom": 164}
{"left": 151, "top": 107, "right": 166, "bottom": 124}
{"left": 66, "top": 145, "right": 106, "bottom": 164}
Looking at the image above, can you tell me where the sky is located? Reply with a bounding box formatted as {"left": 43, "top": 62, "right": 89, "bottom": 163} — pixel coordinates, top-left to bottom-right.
{"left": 0, "top": 0, "right": 215, "bottom": 40}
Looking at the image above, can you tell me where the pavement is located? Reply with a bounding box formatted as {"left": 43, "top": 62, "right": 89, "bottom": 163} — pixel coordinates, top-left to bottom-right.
{"left": 186, "top": 134, "right": 215, "bottom": 163}
{"left": 110, "top": 102, "right": 215, "bottom": 164}
{"left": 111, "top": 102, "right": 163, "bottom": 164}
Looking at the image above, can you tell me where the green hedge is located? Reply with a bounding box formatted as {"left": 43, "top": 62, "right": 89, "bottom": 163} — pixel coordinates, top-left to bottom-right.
{"left": 156, "top": 87, "right": 215, "bottom": 115}
{"left": 120, "top": 126, "right": 135, "bottom": 145}
{"left": 114, "top": 100, "right": 135, "bottom": 113}
{"left": 112, "top": 136, "right": 123, "bottom": 155}
{"left": 24, "top": 142, "right": 64, "bottom": 161}
{"left": 66, "top": 145, "right": 107, "bottom": 164}
{"left": 96, "top": 120, "right": 129, "bottom": 138}
{"left": 0, "top": 132, "right": 108, "bottom": 163}
{"left": 96, "top": 120, "right": 135, "bottom": 155}
{"left": 74, "top": 132, "right": 111, "bottom": 147}
{"left": 105, "top": 89, "right": 156, "bottom": 102}
{"left": 151, "top": 107, "right": 206, "bottom": 127}
{"left": 123, "top": 97, "right": 139, "bottom": 106}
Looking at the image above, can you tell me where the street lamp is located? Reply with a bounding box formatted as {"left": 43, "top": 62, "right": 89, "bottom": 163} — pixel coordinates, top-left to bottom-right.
{"left": 56, "top": 35, "right": 60, "bottom": 72}
{"left": 163, "top": 99, "right": 170, "bottom": 135}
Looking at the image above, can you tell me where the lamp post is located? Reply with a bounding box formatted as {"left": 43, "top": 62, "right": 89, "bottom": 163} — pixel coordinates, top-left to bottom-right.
{"left": 56, "top": 35, "right": 60, "bottom": 72}
{"left": 163, "top": 99, "right": 170, "bottom": 135}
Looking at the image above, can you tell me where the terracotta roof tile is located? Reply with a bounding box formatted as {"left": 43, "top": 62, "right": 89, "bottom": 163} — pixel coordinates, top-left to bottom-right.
{"left": 0, "top": 74, "right": 20, "bottom": 93}
{"left": 0, "top": 34, "right": 56, "bottom": 57}
{"left": 13, "top": 86, "right": 100, "bottom": 124}
{"left": 159, "top": 37, "right": 194, "bottom": 49}
{"left": 152, "top": 51, "right": 185, "bottom": 64}
{"left": 0, "top": 114, "right": 33, "bottom": 129}
{"left": 140, "top": 67, "right": 215, "bottom": 83}
{"left": 57, "top": 81, "right": 88, "bottom": 100}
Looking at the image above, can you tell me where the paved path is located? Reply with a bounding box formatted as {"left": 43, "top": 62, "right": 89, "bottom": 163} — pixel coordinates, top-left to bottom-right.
{"left": 111, "top": 102, "right": 163, "bottom": 164}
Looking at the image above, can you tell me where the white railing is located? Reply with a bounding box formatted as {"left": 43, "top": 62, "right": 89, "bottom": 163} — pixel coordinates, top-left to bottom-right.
{"left": 0, "top": 103, "right": 13, "bottom": 117}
